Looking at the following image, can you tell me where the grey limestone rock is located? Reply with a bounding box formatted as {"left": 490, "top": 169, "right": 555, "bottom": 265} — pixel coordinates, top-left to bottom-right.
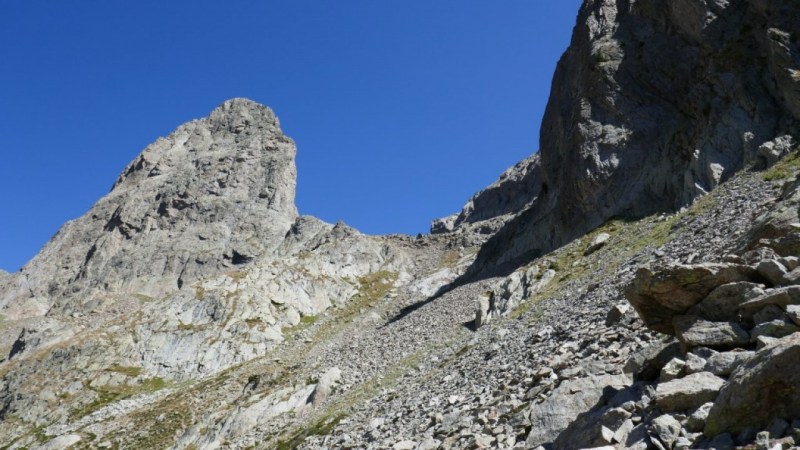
{"left": 688, "top": 402, "right": 715, "bottom": 433}
{"left": 654, "top": 371, "right": 726, "bottom": 412}
{"left": 605, "top": 303, "right": 630, "bottom": 327}
{"left": 706, "top": 333, "right": 800, "bottom": 436}
{"left": 786, "top": 304, "right": 800, "bottom": 326}
{"left": 757, "top": 136, "right": 796, "bottom": 169}
{"left": 625, "top": 263, "right": 755, "bottom": 334}
{"left": 525, "top": 373, "right": 630, "bottom": 448}
{"left": 650, "top": 414, "right": 682, "bottom": 450}
{"left": 746, "top": 179, "right": 800, "bottom": 257}
{"left": 585, "top": 232, "right": 611, "bottom": 256}
{"left": 706, "top": 351, "right": 755, "bottom": 377}
{"left": 660, "top": 357, "right": 686, "bottom": 383}
{"left": 739, "top": 286, "right": 800, "bottom": 317}
{"left": 757, "top": 259, "right": 790, "bottom": 286}
{"left": 624, "top": 341, "right": 682, "bottom": 382}
{"left": 687, "top": 281, "right": 765, "bottom": 322}
{"left": 749, "top": 318, "right": 800, "bottom": 342}
{"left": 673, "top": 315, "right": 750, "bottom": 350}
{"left": 477, "top": 264, "right": 555, "bottom": 327}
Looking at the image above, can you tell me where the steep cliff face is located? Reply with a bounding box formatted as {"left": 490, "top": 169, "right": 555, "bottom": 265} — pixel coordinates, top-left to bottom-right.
{"left": 459, "top": 0, "right": 800, "bottom": 271}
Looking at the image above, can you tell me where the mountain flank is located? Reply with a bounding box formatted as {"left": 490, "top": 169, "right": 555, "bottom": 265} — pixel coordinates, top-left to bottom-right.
{"left": 2, "top": 0, "right": 800, "bottom": 449}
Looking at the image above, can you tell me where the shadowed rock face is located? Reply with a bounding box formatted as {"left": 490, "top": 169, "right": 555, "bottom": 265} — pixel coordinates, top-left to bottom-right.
{"left": 1, "top": 98, "right": 300, "bottom": 317}
{"left": 460, "top": 0, "right": 800, "bottom": 272}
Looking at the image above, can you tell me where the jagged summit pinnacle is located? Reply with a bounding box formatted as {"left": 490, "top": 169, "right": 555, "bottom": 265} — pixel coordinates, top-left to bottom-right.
{"left": 207, "top": 97, "right": 281, "bottom": 132}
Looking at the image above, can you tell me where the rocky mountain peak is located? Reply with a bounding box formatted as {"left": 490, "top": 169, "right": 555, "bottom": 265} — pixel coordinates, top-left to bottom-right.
{"left": 1, "top": 99, "right": 299, "bottom": 318}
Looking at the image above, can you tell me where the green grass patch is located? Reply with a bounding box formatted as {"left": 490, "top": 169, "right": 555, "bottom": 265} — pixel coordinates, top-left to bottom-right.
{"left": 133, "top": 293, "right": 154, "bottom": 303}
{"left": 275, "top": 413, "right": 347, "bottom": 450}
{"left": 284, "top": 271, "right": 397, "bottom": 340}
{"left": 244, "top": 318, "right": 263, "bottom": 328}
{"left": 105, "top": 364, "right": 142, "bottom": 377}
{"left": 69, "top": 377, "right": 167, "bottom": 420}
{"left": 226, "top": 270, "right": 248, "bottom": 282}
{"left": 763, "top": 150, "right": 800, "bottom": 181}
{"left": 271, "top": 349, "right": 421, "bottom": 448}
{"left": 177, "top": 321, "right": 204, "bottom": 332}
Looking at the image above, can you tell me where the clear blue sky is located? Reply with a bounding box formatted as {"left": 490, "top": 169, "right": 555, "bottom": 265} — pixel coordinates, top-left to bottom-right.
{"left": 0, "top": 1, "right": 580, "bottom": 272}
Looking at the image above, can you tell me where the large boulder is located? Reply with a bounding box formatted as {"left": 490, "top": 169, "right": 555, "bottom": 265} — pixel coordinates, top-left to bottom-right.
{"left": 673, "top": 316, "right": 750, "bottom": 350}
{"left": 625, "top": 264, "right": 756, "bottom": 334}
{"left": 654, "top": 372, "right": 726, "bottom": 412}
{"left": 525, "top": 373, "right": 630, "bottom": 448}
{"left": 705, "top": 333, "right": 800, "bottom": 436}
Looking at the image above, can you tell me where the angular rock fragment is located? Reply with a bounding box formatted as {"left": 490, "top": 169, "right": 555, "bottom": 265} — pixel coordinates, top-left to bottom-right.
{"left": 705, "top": 351, "right": 755, "bottom": 377}
{"left": 624, "top": 341, "right": 682, "bottom": 382}
{"left": 750, "top": 318, "right": 800, "bottom": 342}
{"left": 654, "top": 372, "right": 726, "bottom": 412}
{"left": 585, "top": 232, "right": 610, "bottom": 255}
{"left": 673, "top": 316, "right": 750, "bottom": 349}
{"left": 786, "top": 304, "right": 800, "bottom": 326}
{"left": 687, "top": 282, "right": 764, "bottom": 322}
{"left": 739, "top": 287, "right": 800, "bottom": 318}
{"left": 525, "top": 374, "right": 630, "bottom": 448}
{"left": 605, "top": 303, "right": 630, "bottom": 326}
{"left": 756, "top": 260, "right": 789, "bottom": 286}
{"left": 659, "top": 357, "right": 685, "bottom": 382}
{"left": 649, "top": 414, "right": 681, "bottom": 449}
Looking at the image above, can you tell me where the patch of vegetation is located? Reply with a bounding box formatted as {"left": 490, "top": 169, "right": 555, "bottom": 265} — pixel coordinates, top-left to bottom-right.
{"left": 244, "top": 317, "right": 264, "bottom": 328}
{"left": 285, "top": 271, "right": 397, "bottom": 340}
{"left": 127, "top": 396, "right": 192, "bottom": 449}
{"left": 194, "top": 285, "right": 206, "bottom": 300}
{"left": 686, "top": 192, "right": 718, "bottom": 216}
{"left": 271, "top": 349, "right": 422, "bottom": 448}
{"left": 105, "top": 364, "right": 142, "bottom": 377}
{"left": 69, "top": 377, "right": 167, "bottom": 420}
{"left": 353, "top": 271, "right": 397, "bottom": 308}
{"left": 227, "top": 270, "right": 247, "bottom": 282}
{"left": 133, "top": 293, "right": 154, "bottom": 303}
{"left": 440, "top": 250, "right": 461, "bottom": 268}
{"left": 437, "top": 344, "right": 473, "bottom": 369}
{"left": 31, "top": 425, "right": 49, "bottom": 444}
{"left": 763, "top": 150, "right": 800, "bottom": 181}
{"left": 275, "top": 413, "right": 347, "bottom": 450}
{"left": 177, "top": 321, "right": 205, "bottom": 332}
